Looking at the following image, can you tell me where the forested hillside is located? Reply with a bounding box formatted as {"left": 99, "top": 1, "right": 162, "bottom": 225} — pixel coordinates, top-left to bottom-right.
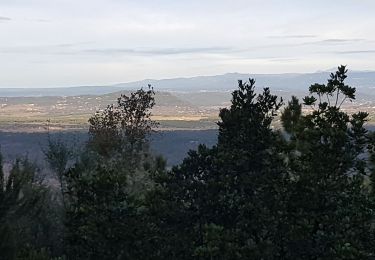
{"left": 1, "top": 66, "right": 375, "bottom": 259}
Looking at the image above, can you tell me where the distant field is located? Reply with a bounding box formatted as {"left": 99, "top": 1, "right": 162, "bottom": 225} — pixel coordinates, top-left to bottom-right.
{"left": 0, "top": 89, "right": 373, "bottom": 132}
{"left": 0, "top": 110, "right": 373, "bottom": 132}
{"left": 0, "top": 91, "right": 222, "bottom": 131}
{"left": 0, "top": 117, "right": 220, "bottom": 132}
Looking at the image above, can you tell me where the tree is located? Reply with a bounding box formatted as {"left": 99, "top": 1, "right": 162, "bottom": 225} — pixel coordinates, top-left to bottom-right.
{"left": 88, "top": 86, "right": 157, "bottom": 159}
{"left": 0, "top": 156, "right": 53, "bottom": 260}
{"left": 44, "top": 134, "right": 74, "bottom": 207}
{"left": 215, "top": 80, "right": 287, "bottom": 258}
{"left": 369, "top": 131, "right": 375, "bottom": 192}
{"left": 150, "top": 79, "right": 287, "bottom": 259}
{"left": 281, "top": 65, "right": 375, "bottom": 258}
{"left": 64, "top": 87, "right": 162, "bottom": 259}
{"left": 281, "top": 95, "right": 302, "bottom": 136}
{"left": 151, "top": 67, "right": 375, "bottom": 259}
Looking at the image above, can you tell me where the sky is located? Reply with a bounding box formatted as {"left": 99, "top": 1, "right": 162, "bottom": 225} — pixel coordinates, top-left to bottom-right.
{"left": 0, "top": 0, "right": 375, "bottom": 88}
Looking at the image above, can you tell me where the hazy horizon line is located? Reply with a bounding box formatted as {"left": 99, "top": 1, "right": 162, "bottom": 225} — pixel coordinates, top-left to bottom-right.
{"left": 0, "top": 67, "right": 374, "bottom": 89}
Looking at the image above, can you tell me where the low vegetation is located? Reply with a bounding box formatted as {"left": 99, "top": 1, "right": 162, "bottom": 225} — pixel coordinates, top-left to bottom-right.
{"left": 1, "top": 66, "right": 375, "bottom": 259}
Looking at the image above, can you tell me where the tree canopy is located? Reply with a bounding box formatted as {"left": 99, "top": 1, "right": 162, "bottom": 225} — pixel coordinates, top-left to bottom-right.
{"left": 1, "top": 66, "right": 374, "bottom": 259}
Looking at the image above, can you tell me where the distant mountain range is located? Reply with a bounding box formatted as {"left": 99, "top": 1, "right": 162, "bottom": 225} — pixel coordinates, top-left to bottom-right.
{"left": 0, "top": 70, "right": 374, "bottom": 98}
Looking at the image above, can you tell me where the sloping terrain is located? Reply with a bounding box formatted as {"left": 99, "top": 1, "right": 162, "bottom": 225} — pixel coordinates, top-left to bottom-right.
{"left": 0, "top": 70, "right": 374, "bottom": 132}
{"left": 1, "top": 70, "right": 374, "bottom": 97}
{"left": 0, "top": 91, "right": 219, "bottom": 131}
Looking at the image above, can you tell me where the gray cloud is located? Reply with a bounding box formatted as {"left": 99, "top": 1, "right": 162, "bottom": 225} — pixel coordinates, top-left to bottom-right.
{"left": 25, "top": 18, "right": 51, "bottom": 23}
{"left": 0, "top": 16, "right": 11, "bottom": 21}
{"left": 0, "top": 42, "right": 93, "bottom": 54}
{"left": 336, "top": 50, "right": 375, "bottom": 54}
{"left": 0, "top": 45, "right": 234, "bottom": 57}
{"left": 254, "top": 38, "right": 366, "bottom": 50}
{"left": 83, "top": 47, "right": 233, "bottom": 55}
{"left": 296, "top": 38, "right": 365, "bottom": 47}
{"left": 35, "top": 19, "right": 50, "bottom": 22}
{"left": 319, "top": 38, "right": 363, "bottom": 43}
{"left": 268, "top": 34, "right": 317, "bottom": 39}
{"left": 268, "top": 57, "right": 299, "bottom": 62}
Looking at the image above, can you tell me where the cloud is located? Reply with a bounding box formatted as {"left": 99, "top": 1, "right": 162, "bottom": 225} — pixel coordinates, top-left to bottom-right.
{"left": 268, "top": 34, "right": 317, "bottom": 39}
{"left": 29, "top": 18, "right": 51, "bottom": 23}
{"left": 83, "top": 47, "right": 233, "bottom": 56}
{"left": 319, "top": 38, "right": 363, "bottom": 43}
{"left": 0, "top": 16, "right": 11, "bottom": 21}
{"left": 255, "top": 38, "right": 366, "bottom": 51}
{"left": 0, "top": 45, "right": 234, "bottom": 57}
{"left": 336, "top": 50, "right": 375, "bottom": 54}
{"left": 0, "top": 42, "right": 93, "bottom": 54}
{"left": 295, "top": 38, "right": 365, "bottom": 47}
{"left": 268, "top": 57, "right": 299, "bottom": 62}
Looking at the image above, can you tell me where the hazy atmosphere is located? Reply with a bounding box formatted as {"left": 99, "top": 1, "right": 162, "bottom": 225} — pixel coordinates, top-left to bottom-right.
{"left": 1, "top": 1, "right": 375, "bottom": 260}
{"left": 1, "top": 0, "right": 375, "bottom": 87}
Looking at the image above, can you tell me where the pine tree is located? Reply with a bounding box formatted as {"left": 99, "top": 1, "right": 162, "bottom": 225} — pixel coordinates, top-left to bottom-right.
{"left": 281, "top": 66, "right": 375, "bottom": 258}
{"left": 281, "top": 95, "right": 302, "bottom": 136}
{"left": 150, "top": 79, "right": 287, "bottom": 259}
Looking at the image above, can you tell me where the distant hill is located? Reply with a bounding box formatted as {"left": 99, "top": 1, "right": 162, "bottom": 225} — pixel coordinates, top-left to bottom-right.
{"left": 0, "top": 69, "right": 374, "bottom": 98}
{"left": 0, "top": 69, "right": 374, "bottom": 132}
{"left": 0, "top": 91, "right": 196, "bottom": 119}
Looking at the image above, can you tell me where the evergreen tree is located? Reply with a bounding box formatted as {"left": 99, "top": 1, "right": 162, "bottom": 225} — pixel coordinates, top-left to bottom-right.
{"left": 0, "top": 157, "right": 51, "bottom": 260}
{"left": 369, "top": 131, "right": 375, "bottom": 193}
{"left": 150, "top": 79, "right": 287, "bottom": 259}
{"left": 151, "top": 66, "right": 375, "bottom": 259}
{"left": 281, "top": 65, "right": 375, "bottom": 258}
{"left": 281, "top": 95, "right": 302, "bottom": 136}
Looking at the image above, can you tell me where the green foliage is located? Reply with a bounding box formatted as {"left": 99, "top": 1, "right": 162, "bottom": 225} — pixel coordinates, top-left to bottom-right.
{"left": 0, "top": 158, "right": 42, "bottom": 226}
{"left": 1, "top": 66, "right": 375, "bottom": 259}
{"left": 149, "top": 79, "right": 287, "bottom": 259}
{"left": 0, "top": 149, "right": 3, "bottom": 201}
{"left": 16, "top": 248, "right": 52, "bottom": 260}
{"left": 218, "top": 79, "right": 283, "bottom": 150}
{"left": 194, "top": 224, "right": 240, "bottom": 259}
{"left": 281, "top": 96, "right": 302, "bottom": 135}
{"left": 149, "top": 66, "right": 375, "bottom": 259}
{"left": 88, "top": 86, "right": 157, "bottom": 158}
{"left": 303, "top": 65, "right": 355, "bottom": 108}
{"left": 0, "top": 224, "right": 16, "bottom": 260}
{"left": 64, "top": 164, "right": 133, "bottom": 259}
{"left": 64, "top": 87, "right": 163, "bottom": 259}
{"left": 0, "top": 157, "right": 60, "bottom": 260}
{"left": 44, "top": 135, "right": 73, "bottom": 182}
{"left": 369, "top": 131, "right": 375, "bottom": 193}
{"left": 281, "top": 65, "right": 375, "bottom": 258}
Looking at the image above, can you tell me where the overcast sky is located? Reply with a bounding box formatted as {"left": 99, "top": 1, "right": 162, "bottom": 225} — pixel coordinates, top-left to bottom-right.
{"left": 0, "top": 0, "right": 374, "bottom": 87}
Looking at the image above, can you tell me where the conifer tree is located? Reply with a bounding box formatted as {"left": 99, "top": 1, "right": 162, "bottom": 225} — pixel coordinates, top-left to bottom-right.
{"left": 0, "top": 157, "right": 51, "bottom": 260}
{"left": 281, "top": 66, "right": 375, "bottom": 258}
{"left": 150, "top": 79, "right": 287, "bottom": 259}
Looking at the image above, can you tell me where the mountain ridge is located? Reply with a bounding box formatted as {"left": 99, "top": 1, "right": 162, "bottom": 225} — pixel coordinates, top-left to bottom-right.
{"left": 0, "top": 69, "right": 374, "bottom": 97}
